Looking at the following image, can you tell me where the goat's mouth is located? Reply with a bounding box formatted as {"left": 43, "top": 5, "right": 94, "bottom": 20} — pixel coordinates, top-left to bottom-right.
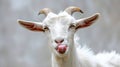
{"left": 55, "top": 44, "right": 68, "bottom": 54}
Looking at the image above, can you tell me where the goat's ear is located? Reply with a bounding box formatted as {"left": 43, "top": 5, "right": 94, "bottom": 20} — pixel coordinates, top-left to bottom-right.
{"left": 18, "top": 20, "right": 44, "bottom": 32}
{"left": 75, "top": 13, "right": 100, "bottom": 29}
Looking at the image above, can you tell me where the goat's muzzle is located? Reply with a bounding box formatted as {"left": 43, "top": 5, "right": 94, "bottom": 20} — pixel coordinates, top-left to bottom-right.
{"left": 56, "top": 44, "right": 67, "bottom": 54}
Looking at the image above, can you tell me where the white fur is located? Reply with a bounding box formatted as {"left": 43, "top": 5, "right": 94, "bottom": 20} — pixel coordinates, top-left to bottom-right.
{"left": 19, "top": 11, "right": 120, "bottom": 67}
{"left": 44, "top": 12, "right": 120, "bottom": 67}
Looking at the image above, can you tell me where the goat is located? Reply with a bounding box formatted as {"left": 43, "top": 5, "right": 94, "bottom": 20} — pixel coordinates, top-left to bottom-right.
{"left": 18, "top": 6, "right": 120, "bottom": 67}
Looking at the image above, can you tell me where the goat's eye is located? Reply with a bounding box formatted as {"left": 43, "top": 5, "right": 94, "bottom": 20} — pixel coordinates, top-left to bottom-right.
{"left": 44, "top": 26, "right": 49, "bottom": 31}
{"left": 69, "top": 24, "right": 76, "bottom": 29}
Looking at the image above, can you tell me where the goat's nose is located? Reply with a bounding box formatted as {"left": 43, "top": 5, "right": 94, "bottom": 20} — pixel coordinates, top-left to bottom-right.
{"left": 55, "top": 38, "right": 64, "bottom": 44}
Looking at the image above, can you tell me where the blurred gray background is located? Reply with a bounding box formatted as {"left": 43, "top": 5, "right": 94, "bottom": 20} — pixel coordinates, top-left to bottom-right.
{"left": 0, "top": 0, "right": 120, "bottom": 67}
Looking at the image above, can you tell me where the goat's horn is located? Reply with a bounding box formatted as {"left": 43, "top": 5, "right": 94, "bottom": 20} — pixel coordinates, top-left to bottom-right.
{"left": 64, "top": 6, "right": 83, "bottom": 15}
{"left": 38, "top": 8, "right": 52, "bottom": 16}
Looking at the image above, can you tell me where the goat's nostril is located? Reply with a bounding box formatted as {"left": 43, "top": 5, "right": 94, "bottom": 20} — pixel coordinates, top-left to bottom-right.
{"left": 55, "top": 39, "right": 64, "bottom": 44}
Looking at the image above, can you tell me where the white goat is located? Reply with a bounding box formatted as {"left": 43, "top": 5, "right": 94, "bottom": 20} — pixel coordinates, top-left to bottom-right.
{"left": 18, "top": 6, "right": 120, "bottom": 67}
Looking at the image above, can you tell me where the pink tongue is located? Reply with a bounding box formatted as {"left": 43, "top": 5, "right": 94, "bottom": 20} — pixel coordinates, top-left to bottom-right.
{"left": 57, "top": 45, "right": 67, "bottom": 54}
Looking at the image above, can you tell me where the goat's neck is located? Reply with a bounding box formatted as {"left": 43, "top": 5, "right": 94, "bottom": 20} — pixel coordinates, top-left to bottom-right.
{"left": 51, "top": 43, "right": 79, "bottom": 67}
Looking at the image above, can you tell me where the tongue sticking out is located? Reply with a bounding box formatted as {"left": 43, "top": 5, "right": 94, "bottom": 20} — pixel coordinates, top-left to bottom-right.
{"left": 56, "top": 45, "right": 67, "bottom": 54}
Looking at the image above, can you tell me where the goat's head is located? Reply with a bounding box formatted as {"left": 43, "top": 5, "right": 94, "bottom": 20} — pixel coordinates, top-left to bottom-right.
{"left": 18, "top": 6, "right": 100, "bottom": 57}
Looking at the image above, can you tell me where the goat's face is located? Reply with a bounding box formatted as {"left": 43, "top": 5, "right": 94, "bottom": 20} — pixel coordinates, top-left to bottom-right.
{"left": 43, "top": 12, "right": 76, "bottom": 57}
{"left": 18, "top": 7, "right": 100, "bottom": 57}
